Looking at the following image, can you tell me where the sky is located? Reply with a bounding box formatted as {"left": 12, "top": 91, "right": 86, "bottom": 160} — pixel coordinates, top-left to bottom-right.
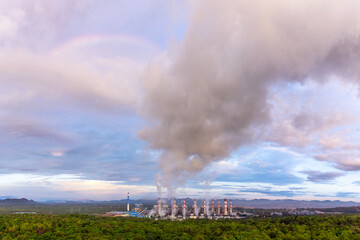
{"left": 2, "top": 0, "right": 360, "bottom": 201}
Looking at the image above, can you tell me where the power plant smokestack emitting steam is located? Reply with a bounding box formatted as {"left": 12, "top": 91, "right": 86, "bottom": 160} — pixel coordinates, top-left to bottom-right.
{"left": 158, "top": 198, "right": 161, "bottom": 216}
{"left": 211, "top": 199, "right": 214, "bottom": 214}
{"left": 140, "top": 0, "right": 360, "bottom": 195}
{"left": 224, "top": 199, "right": 228, "bottom": 215}
{"left": 127, "top": 192, "right": 130, "bottom": 214}
{"left": 172, "top": 198, "right": 177, "bottom": 217}
{"left": 203, "top": 200, "right": 206, "bottom": 216}
{"left": 183, "top": 199, "right": 186, "bottom": 218}
{"left": 193, "top": 199, "right": 197, "bottom": 215}
{"left": 148, "top": 197, "right": 238, "bottom": 219}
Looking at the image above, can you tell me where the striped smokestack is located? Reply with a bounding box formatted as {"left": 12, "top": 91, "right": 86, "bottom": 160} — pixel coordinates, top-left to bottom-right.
{"left": 183, "top": 199, "right": 186, "bottom": 218}
{"left": 224, "top": 198, "right": 227, "bottom": 215}
{"left": 230, "top": 199, "right": 232, "bottom": 214}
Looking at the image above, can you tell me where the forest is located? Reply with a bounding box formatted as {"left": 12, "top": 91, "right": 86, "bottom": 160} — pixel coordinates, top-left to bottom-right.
{"left": 1, "top": 214, "right": 360, "bottom": 239}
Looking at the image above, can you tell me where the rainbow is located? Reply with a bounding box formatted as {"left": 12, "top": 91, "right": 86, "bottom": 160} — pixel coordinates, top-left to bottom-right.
{"left": 51, "top": 33, "right": 160, "bottom": 56}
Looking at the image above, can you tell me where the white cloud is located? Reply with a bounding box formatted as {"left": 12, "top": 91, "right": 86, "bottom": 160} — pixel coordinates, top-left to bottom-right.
{"left": 51, "top": 151, "right": 64, "bottom": 157}
{"left": 263, "top": 79, "right": 360, "bottom": 173}
{"left": 0, "top": 173, "right": 157, "bottom": 200}
{"left": 0, "top": 8, "right": 25, "bottom": 41}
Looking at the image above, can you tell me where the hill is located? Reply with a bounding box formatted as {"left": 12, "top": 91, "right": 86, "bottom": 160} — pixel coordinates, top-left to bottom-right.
{"left": 0, "top": 198, "right": 35, "bottom": 206}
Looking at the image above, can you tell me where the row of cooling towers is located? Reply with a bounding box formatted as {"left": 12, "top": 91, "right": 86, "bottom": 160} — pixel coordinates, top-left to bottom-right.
{"left": 154, "top": 198, "right": 234, "bottom": 218}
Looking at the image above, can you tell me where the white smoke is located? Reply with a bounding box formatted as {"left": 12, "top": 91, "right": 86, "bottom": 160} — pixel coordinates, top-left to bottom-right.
{"left": 195, "top": 205, "right": 201, "bottom": 217}
{"left": 204, "top": 200, "right": 209, "bottom": 216}
{"left": 160, "top": 209, "right": 167, "bottom": 217}
{"left": 156, "top": 173, "right": 162, "bottom": 197}
{"left": 148, "top": 208, "right": 157, "bottom": 217}
{"left": 140, "top": 0, "right": 360, "bottom": 191}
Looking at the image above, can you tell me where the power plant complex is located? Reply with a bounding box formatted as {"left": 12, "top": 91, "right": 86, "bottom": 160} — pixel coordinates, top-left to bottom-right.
{"left": 111, "top": 193, "right": 241, "bottom": 220}
{"left": 152, "top": 197, "right": 237, "bottom": 220}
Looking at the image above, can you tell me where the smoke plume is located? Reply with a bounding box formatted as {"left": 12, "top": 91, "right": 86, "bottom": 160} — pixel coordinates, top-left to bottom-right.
{"left": 139, "top": 0, "right": 360, "bottom": 191}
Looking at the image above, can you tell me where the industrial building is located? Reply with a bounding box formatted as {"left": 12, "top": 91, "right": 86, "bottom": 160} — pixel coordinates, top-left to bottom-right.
{"left": 107, "top": 192, "right": 150, "bottom": 218}
{"left": 113, "top": 193, "right": 242, "bottom": 220}
{"left": 150, "top": 197, "right": 240, "bottom": 220}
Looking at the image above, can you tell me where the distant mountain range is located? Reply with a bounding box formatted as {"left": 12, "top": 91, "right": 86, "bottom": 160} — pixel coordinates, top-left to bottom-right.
{"left": 231, "top": 199, "right": 360, "bottom": 209}
{"left": 0, "top": 198, "right": 35, "bottom": 205}
{"left": 130, "top": 198, "right": 360, "bottom": 209}
{"left": 5, "top": 198, "right": 360, "bottom": 209}
{"left": 49, "top": 198, "right": 360, "bottom": 209}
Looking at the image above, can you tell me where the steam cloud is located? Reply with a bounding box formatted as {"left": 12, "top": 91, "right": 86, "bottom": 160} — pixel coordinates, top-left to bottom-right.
{"left": 140, "top": 0, "right": 360, "bottom": 192}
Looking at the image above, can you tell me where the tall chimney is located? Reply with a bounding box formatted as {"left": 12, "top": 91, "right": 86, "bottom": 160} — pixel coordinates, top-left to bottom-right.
{"left": 173, "top": 198, "right": 177, "bottom": 216}
{"left": 127, "top": 192, "right": 130, "bottom": 214}
{"left": 230, "top": 199, "right": 232, "bottom": 215}
{"left": 211, "top": 199, "right": 214, "bottom": 214}
{"left": 194, "top": 199, "right": 197, "bottom": 214}
{"left": 183, "top": 199, "right": 186, "bottom": 218}
{"left": 158, "top": 198, "right": 161, "bottom": 216}
{"left": 203, "top": 199, "right": 206, "bottom": 215}
{"left": 224, "top": 198, "right": 228, "bottom": 215}
{"left": 217, "top": 199, "right": 220, "bottom": 215}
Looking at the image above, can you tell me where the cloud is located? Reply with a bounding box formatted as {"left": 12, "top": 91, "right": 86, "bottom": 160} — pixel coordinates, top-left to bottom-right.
{"left": 0, "top": 115, "right": 75, "bottom": 144}
{"left": 199, "top": 147, "right": 305, "bottom": 186}
{"left": 0, "top": 0, "right": 95, "bottom": 48}
{"left": 313, "top": 151, "right": 360, "bottom": 171}
{"left": 0, "top": 173, "right": 157, "bottom": 201}
{"left": 0, "top": 50, "right": 140, "bottom": 111}
{"left": 335, "top": 192, "right": 359, "bottom": 198}
{"left": 0, "top": 118, "right": 159, "bottom": 187}
{"left": 0, "top": 0, "right": 187, "bottom": 199}
{"left": 301, "top": 171, "right": 344, "bottom": 183}
{"left": 0, "top": 49, "right": 143, "bottom": 183}
{"left": 139, "top": 0, "right": 360, "bottom": 193}
{"left": 241, "top": 187, "right": 303, "bottom": 198}
{"left": 0, "top": 8, "right": 25, "bottom": 42}
{"left": 261, "top": 78, "right": 360, "bottom": 176}
{"left": 265, "top": 80, "right": 354, "bottom": 147}
{"left": 3, "top": 0, "right": 360, "bottom": 201}
{"left": 215, "top": 169, "right": 302, "bottom": 186}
